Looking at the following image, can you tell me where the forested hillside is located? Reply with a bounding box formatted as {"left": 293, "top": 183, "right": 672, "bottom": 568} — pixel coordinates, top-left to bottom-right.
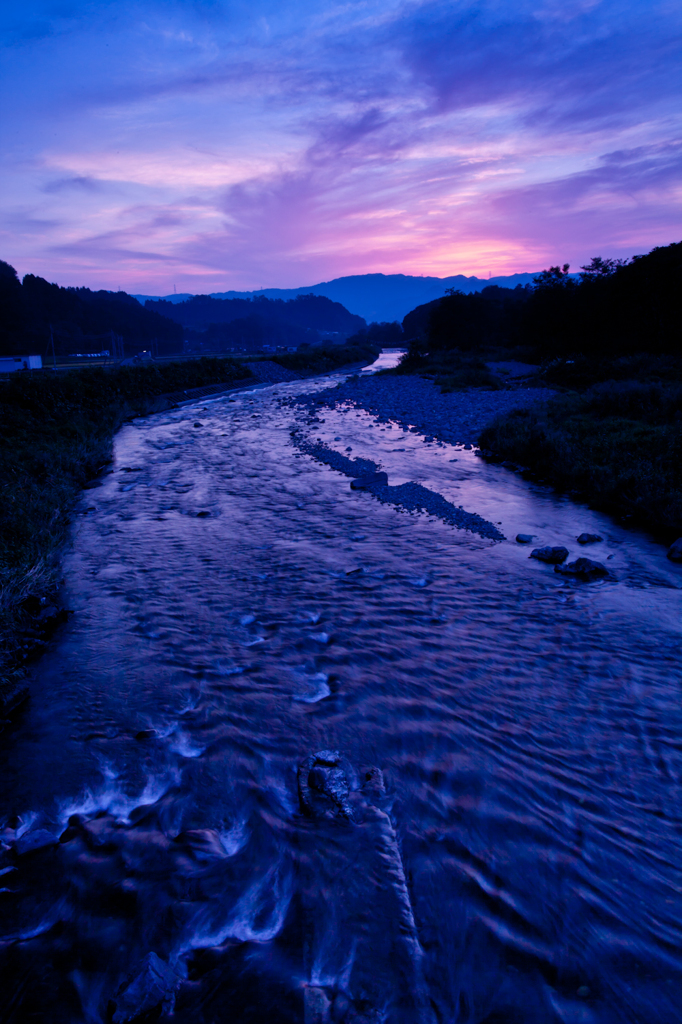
{"left": 145, "top": 293, "right": 366, "bottom": 352}
{"left": 0, "top": 262, "right": 182, "bottom": 358}
{"left": 401, "top": 241, "right": 682, "bottom": 367}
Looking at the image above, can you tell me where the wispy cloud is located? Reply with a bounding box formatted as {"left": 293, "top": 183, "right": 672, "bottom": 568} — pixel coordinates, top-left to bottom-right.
{"left": 1, "top": 0, "right": 680, "bottom": 291}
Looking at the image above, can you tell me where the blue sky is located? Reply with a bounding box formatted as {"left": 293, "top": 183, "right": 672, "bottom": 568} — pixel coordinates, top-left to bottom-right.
{"left": 1, "top": 0, "right": 681, "bottom": 292}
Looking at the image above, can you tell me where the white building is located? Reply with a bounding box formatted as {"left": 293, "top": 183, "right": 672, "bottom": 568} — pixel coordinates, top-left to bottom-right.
{"left": 0, "top": 355, "right": 43, "bottom": 372}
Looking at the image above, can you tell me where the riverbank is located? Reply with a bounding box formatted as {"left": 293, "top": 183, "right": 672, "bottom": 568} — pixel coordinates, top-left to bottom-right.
{"left": 267, "top": 341, "right": 380, "bottom": 375}
{"left": 479, "top": 381, "right": 682, "bottom": 538}
{"left": 295, "top": 368, "right": 682, "bottom": 543}
{"left": 285, "top": 371, "right": 556, "bottom": 445}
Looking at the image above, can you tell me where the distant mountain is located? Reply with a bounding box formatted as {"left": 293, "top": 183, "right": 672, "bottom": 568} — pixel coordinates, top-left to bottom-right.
{"left": 144, "top": 293, "right": 364, "bottom": 334}
{"left": 133, "top": 272, "right": 539, "bottom": 324}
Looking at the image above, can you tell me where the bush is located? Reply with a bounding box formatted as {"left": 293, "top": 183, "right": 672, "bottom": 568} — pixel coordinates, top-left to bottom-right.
{"left": 269, "top": 343, "right": 380, "bottom": 374}
{"left": 479, "top": 383, "right": 682, "bottom": 530}
{"left": 393, "top": 346, "right": 500, "bottom": 390}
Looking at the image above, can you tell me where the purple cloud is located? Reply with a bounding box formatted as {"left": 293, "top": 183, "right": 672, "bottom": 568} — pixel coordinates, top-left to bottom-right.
{"left": 1, "top": 0, "right": 680, "bottom": 291}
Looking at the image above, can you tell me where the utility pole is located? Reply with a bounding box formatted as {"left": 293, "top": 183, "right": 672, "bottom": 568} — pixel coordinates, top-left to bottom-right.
{"left": 111, "top": 330, "right": 124, "bottom": 361}
{"left": 49, "top": 324, "right": 56, "bottom": 370}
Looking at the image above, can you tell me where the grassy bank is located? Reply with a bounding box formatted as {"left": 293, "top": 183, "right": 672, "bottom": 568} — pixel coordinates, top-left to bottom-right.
{"left": 479, "top": 377, "right": 682, "bottom": 535}
{"left": 268, "top": 342, "right": 380, "bottom": 375}
{"left": 0, "top": 357, "right": 252, "bottom": 710}
{"left": 388, "top": 347, "right": 503, "bottom": 391}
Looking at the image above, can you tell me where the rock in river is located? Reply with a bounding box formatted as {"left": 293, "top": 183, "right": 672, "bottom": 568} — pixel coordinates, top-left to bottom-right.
{"left": 516, "top": 534, "right": 534, "bottom": 544}
{"left": 555, "top": 557, "right": 609, "bottom": 580}
{"left": 577, "top": 533, "right": 603, "bottom": 544}
{"left": 530, "top": 546, "right": 569, "bottom": 564}
{"left": 667, "top": 538, "right": 682, "bottom": 562}
{"left": 298, "top": 750, "right": 353, "bottom": 820}
{"left": 112, "top": 951, "right": 181, "bottom": 1023}
{"left": 350, "top": 472, "right": 388, "bottom": 490}
{"left": 14, "top": 829, "right": 58, "bottom": 856}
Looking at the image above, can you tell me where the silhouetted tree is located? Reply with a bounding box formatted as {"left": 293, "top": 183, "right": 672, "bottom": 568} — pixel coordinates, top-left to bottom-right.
{"left": 0, "top": 261, "right": 24, "bottom": 351}
{"left": 0, "top": 271, "right": 183, "bottom": 357}
{"left": 347, "top": 321, "right": 403, "bottom": 347}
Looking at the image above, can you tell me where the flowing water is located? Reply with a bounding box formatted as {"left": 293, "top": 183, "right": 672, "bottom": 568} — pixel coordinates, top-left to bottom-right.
{"left": 1, "top": 360, "right": 682, "bottom": 1023}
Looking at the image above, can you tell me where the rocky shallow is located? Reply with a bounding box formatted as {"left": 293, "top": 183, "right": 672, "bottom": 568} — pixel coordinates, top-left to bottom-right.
{"left": 293, "top": 434, "right": 505, "bottom": 541}
{"left": 286, "top": 372, "right": 556, "bottom": 445}
{"left": 282, "top": 371, "right": 555, "bottom": 542}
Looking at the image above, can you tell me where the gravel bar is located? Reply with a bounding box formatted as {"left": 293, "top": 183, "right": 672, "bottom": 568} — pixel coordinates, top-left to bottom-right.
{"left": 294, "top": 436, "right": 505, "bottom": 541}
{"left": 286, "top": 373, "right": 556, "bottom": 445}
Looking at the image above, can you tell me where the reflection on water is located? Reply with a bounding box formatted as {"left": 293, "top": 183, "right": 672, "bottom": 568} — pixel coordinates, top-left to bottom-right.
{"left": 0, "top": 372, "right": 681, "bottom": 1023}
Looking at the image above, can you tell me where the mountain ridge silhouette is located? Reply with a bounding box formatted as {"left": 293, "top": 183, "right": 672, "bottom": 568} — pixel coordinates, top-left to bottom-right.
{"left": 132, "top": 271, "right": 538, "bottom": 324}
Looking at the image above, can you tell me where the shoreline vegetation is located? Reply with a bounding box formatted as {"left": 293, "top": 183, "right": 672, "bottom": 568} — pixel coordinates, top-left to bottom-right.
{"left": 0, "top": 344, "right": 380, "bottom": 712}
{"left": 268, "top": 342, "right": 380, "bottom": 376}
{"left": 478, "top": 378, "right": 682, "bottom": 538}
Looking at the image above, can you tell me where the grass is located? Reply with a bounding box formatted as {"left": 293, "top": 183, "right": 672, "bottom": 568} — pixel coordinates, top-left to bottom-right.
{"left": 389, "top": 347, "right": 501, "bottom": 391}
{"left": 538, "top": 353, "right": 682, "bottom": 391}
{"left": 386, "top": 345, "right": 682, "bottom": 534}
{"left": 268, "top": 342, "right": 380, "bottom": 374}
{"left": 0, "top": 357, "right": 252, "bottom": 704}
{"left": 479, "top": 380, "right": 682, "bottom": 534}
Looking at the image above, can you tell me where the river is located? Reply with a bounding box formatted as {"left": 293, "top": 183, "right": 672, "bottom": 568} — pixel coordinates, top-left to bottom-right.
{"left": 1, "top": 358, "right": 681, "bottom": 1023}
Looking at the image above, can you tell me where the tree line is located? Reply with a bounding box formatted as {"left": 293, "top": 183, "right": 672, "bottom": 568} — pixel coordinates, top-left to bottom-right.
{"left": 0, "top": 262, "right": 183, "bottom": 358}
{"left": 144, "top": 293, "right": 366, "bottom": 353}
{"left": 402, "top": 240, "right": 682, "bottom": 365}
{"left": 0, "top": 265, "right": 371, "bottom": 359}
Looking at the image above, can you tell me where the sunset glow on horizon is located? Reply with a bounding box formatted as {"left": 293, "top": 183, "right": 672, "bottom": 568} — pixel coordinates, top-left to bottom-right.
{"left": 2, "top": 0, "right": 681, "bottom": 293}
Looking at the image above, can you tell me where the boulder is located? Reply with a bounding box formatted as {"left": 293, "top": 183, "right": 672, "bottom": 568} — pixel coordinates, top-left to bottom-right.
{"left": 135, "top": 729, "right": 157, "bottom": 741}
{"left": 14, "top": 829, "right": 58, "bottom": 856}
{"left": 304, "top": 986, "right": 332, "bottom": 1024}
{"left": 577, "top": 533, "right": 603, "bottom": 544}
{"left": 298, "top": 750, "right": 353, "bottom": 820}
{"left": 530, "top": 546, "right": 569, "bottom": 564}
{"left": 350, "top": 472, "right": 388, "bottom": 490}
{"left": 516, "top": 534, "right": 533, "bottom": 544}
{"left": 555, "top": 557, "right": 609, "bottom": 580}
{"left": 112, "top": 952, "right": 181, "bottom": 1023}
{"left": 667, "top": 538, "right": 682, "bottom": 562}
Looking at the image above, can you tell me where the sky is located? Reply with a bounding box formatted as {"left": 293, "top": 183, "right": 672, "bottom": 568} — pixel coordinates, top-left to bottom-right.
{"left": 1, "top": 0, "right": 681, "bottom": 293}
